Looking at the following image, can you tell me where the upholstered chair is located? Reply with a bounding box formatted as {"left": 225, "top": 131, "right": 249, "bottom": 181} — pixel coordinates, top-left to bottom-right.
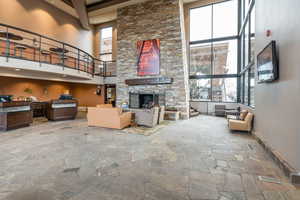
{"left": 87, "top": 107, "right": 131, "bottom": 129}
{"left": 228, "top": 112, "right": 254, "bottom": 132}
{"left": 130, "top": 107, "right": 159, "bottom": 127}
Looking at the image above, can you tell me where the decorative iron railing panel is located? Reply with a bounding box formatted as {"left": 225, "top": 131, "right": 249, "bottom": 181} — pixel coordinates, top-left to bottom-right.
{"left": 0, "top": 23, "right": 116, "bottom": 77}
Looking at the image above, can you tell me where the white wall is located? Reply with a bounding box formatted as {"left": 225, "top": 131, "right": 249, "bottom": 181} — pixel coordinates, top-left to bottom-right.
{"left": 254, "top": 0, "right": 300, "bottom": 170}
{"left": 0, "top": 0, "right": 93, "bottom": 54}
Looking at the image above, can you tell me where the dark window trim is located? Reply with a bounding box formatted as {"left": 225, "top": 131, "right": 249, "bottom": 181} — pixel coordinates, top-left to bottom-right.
{"left": 238, "top": 0, "right": 255, "bottom": 107}
{"left": 210, "top": 3, "right": 214, "bottom": 100}
{"left": 247, "top": 68, "right": 251, "bottom": 106}
{"left": 189, "top": 0, "right": 234, "bottom": 12}
{"left": 239, "top": 65, "right": 255, "bottom": 106}
{"left": 239, "top": 103, "right": 255, "bottom": 109}
{"left": 237, "top": 0, "right": 242, "bottom": 101}
{"left": 190, "top": 100, "right": 238, "bottom": 103}
{"left": 243, "top": 70, "right": 249, "bottom": 105}
{"left": 242, "top": 73, "right": 245, "bottom": 104}
{"left": 240, "top": 61, "right": 254, "bottom": 74}
{"left": 190, "top": 74, "right": 238, "bottom": 79}
{"left": 190, "top": 35, "right": 238, "bottom": 45}
{"left": 240, "top": 29, "right": 245, "bottom": 70}
{"left": 239, "top": 0, "right": 255, "bottom": 36}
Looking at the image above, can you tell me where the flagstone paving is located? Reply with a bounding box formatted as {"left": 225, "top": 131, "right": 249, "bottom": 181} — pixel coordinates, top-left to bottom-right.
{"left": 0, "top": 115, "right": 299, "bottom": 200}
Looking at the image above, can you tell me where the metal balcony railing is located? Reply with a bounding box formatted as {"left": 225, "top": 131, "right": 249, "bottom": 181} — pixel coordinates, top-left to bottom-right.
{"left": 0, "top": 23, "right": 116, "bottom": 77}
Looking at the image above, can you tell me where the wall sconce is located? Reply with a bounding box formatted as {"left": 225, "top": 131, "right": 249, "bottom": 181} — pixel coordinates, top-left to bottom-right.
{"left": 96, "top": 86, "right": 101, "bottom": 96}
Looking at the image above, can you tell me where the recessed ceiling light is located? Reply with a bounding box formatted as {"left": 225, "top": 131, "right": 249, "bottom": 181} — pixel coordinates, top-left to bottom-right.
{"left": 15, "top": 68, "right": 21, "bottom": 71}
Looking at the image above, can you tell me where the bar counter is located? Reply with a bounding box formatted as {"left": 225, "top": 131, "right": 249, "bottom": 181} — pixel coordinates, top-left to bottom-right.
{"left": 0, "top": 101, "right": 33, "bottom": 131}
{"left": 46, "top": 99, "right": 78, "bottom": 121}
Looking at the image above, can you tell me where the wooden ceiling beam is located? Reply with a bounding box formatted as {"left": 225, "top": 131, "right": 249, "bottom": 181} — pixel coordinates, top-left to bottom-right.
{"left": 87, "top": 0, "right": 130, "bottom": 12}
{"left": 71, "top": 0, "right": 90, "bottom": 30}
{"left": 61, "top": 0, "right": 74, "bottom": 7}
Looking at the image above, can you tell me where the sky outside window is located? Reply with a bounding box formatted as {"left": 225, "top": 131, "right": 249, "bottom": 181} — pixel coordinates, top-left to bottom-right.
{"left": 100, "top": 27, "right": 113, "bottom": 61}
{"left": 190, "top": 0, "right": 237, "bottom": 42}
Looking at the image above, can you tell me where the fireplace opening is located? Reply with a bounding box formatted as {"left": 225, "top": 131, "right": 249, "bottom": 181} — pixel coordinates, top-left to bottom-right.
{"left": 139, "top": 94, "right": 156, "bottom": 108}
{"left": 129, "top": 92, "right": 165, "bottom": 109}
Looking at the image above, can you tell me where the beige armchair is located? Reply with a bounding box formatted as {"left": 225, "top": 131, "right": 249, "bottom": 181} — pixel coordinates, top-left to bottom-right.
{"left": 130, "top": 107, "right": 159, "bottom": 127}
{"left": 87, "top": 107, "right": 132, "bottom": 129}
{"left": 228, "top": 112, "right": 254, "bottom": 132}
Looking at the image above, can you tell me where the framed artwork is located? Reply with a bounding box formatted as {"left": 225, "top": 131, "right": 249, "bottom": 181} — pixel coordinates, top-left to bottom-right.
{"left": 137, "top": 39, "right": 160, "bottom": 76}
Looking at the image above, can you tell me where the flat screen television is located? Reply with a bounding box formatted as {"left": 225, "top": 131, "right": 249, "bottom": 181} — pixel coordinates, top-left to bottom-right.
{"left": 257, "top": 41, "right": 279, "bottom": 83}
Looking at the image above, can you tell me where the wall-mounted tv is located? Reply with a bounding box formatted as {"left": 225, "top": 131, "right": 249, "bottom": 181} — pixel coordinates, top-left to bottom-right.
{"left": 257, "top": 41, "right": 279, "bottom": 83}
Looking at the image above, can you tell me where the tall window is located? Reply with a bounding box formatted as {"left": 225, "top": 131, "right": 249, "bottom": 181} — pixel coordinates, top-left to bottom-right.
{"left": 249, "top": 67, "right": 255, "bottom": 107}
{"left": 239, "top": 0, "right": 255, "bottom": 107}
{"left": 189, "top": 0, "right": 238, "bottom": 102}
{"left": 99, "top": 27, "right": 112, "bottom": 61}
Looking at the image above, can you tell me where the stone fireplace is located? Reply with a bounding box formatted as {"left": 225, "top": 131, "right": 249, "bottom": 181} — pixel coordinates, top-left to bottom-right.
{"left": 129, "top": 92, "right": 165, "bottom": 109}
{"left": 116, "top": 0, "right": 190, "bottom": 118}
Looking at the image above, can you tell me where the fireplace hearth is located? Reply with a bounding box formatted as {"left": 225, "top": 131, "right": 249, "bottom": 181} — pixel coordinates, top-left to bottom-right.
{"left": 129, "top": 92, "right": 165, "bottom": 109}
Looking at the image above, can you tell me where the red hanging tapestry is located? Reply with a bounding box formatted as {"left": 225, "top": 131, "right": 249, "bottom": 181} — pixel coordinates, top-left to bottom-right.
{"left": 137, "top": 39, "right": 160, "bottom": 76}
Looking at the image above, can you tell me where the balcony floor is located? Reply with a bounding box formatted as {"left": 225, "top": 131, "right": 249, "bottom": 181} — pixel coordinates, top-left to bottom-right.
{"left": 0, "top": 115, "right": 299, "bottom": 200}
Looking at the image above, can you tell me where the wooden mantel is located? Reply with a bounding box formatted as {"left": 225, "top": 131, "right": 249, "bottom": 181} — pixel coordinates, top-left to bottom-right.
{"left": 125, "top": 77, "right": 173, "bottom": 86}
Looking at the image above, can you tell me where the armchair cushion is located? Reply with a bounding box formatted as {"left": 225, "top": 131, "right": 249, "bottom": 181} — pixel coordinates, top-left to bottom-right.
{"left": 239, "top": 110, "right": 248, "bottom": 120}
{"left": 96, "top": 104, "right": 113, "bottom": 108}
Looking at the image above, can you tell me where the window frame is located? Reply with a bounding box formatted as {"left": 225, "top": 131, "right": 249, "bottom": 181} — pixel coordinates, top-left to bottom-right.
{"left": 239, "top": 0, "right": 255, "bottom": 108}
{"left": 99, "top": 26, "right": 113, "bottom": 61}
{"left": 189, "top": 0, "right": 239, "bottom": 103}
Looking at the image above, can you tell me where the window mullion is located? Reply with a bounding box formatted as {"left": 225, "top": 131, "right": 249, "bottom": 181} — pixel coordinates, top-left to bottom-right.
{"left": 248, "top": 69, "right": 251, "bottom": 106}
{"left": 210, "top": 4, "right": 214, "bottom": 101}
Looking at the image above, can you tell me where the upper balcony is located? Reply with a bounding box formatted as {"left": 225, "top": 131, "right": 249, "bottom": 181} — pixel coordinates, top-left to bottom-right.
{"left": 0, "top": 23, "right": 116, "bottom": 84}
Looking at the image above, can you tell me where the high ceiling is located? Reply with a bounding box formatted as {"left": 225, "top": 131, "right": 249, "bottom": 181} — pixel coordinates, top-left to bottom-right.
{"left": 59, "top": 0, "right": 132, "bottom": 12}
{"left": 85, "top": 0, "right": 104, "bottom": 6}
{"left": 61, "top": 0, "right": 118, "bottom": 8}
{"left": 48, "top": 0, "right": 197, "bottom": 26}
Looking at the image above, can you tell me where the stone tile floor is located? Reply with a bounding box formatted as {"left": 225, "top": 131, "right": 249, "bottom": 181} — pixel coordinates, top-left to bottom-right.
{"left": 0, "top": 115, "right": 299, "bottom": 200}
